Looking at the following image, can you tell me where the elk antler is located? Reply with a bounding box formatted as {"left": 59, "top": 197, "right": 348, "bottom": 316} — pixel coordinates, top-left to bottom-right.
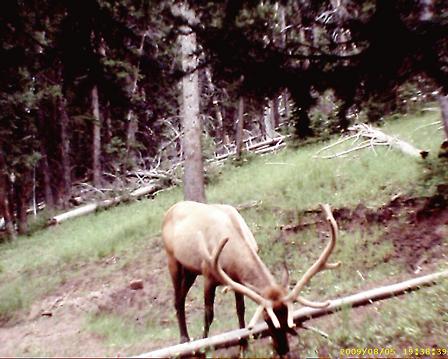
{"left": 283, "top": 204, "right": 341, "bottom": 305}
{"left": 211, "top": 237, "right": 282, "bottom": 328}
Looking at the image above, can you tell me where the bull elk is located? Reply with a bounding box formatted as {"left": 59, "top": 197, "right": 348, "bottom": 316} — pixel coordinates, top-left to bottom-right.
{"left": 162, "top": 201, "right": 340, "bottom": 355}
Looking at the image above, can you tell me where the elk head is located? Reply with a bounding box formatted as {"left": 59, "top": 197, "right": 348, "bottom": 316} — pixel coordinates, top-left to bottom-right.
{"left": 205, "top": 204, "right": 340, "bottom": 355}
{"left": 162, "top": 201, "right": 340, "bottom": 356}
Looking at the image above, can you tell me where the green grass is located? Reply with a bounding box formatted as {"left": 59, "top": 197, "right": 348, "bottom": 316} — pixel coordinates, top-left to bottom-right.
{"left": 85, "top": 313, "right": 176, "bottom": 348}
{"left": 0, "top": 109, "right": 447, "bottom": 355}
{"left": 288, "top": 277, "right": 448, "bottom": 358}
{"left": 208, "top": 110, "right": 443, "bottom": 210}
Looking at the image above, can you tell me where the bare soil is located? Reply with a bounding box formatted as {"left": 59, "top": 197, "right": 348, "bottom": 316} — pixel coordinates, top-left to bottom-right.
{"left": 0, "top": 195, "right": 447, "bottom": 357}
{"left": 0, "top": 244, "right": 175, "bottom": 357}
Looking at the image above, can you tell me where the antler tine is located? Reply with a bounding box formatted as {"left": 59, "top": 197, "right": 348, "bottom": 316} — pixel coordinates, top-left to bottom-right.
{"left": 295, "top": 295, "right": 330, "bottom": 308}
{"left": 247, "top": 303, "right": 282, "bottom": 329}
{"left": 210, "top": 238, "right": 282, "bottom": 329}
{"left": 211, "top": 238, "right": 268, "bottom": 306}
{"left": 284, "top": 203, "right": 341, "bottom": 303}
{"left": 247, "top": 305, "right": 264, "bottom": 329}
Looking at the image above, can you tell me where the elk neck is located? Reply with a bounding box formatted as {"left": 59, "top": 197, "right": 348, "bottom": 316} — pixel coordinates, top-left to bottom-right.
{"left": 230, "top": 238, "right": 281, "bottom": 298}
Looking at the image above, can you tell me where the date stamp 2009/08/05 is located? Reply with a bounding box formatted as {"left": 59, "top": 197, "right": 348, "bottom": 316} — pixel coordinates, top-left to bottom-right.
{"left": 339, "top": 346, "right": 448, "bottom": 357}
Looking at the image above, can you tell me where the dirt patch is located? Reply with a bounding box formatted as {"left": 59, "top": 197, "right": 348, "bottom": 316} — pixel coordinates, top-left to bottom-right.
{"left": 0, "top": 312, "right": 106, "bottom": 357}
{"left": 386, "top": 195, "right": 448, "bottom": 270}
{"left": 0, "top": 242, "right": 175, "bottom": 357}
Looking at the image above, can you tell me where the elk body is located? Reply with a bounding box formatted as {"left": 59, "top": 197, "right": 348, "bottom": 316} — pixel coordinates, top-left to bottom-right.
{"left": 162, "top": 201, "right": 340, "bottom": 355}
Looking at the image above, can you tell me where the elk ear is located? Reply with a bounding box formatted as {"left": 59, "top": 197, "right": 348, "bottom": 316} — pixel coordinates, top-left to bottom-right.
{"left": 281, "top": 260, "right": 289, "bottom": 288}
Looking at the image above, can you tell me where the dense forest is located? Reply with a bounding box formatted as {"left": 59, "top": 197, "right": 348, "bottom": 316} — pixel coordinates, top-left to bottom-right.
{"left": 1, "top": 0, "right": 448, "bottom": 235}
{"left": 1, "top": 1, "right": 448, "bottom": 357}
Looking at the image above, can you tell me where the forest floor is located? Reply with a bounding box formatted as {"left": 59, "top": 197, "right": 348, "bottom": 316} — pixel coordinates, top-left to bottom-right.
{"left": 0, "top": 109, "right": 447, "bottom": 357}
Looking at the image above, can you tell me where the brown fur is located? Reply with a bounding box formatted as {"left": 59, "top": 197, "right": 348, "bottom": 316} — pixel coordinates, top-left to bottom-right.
{"left": 162, "top": 201, "right": 293, "bottom": 355}
{"left": 262, "top": 285, "right": 287, "bottom": 308}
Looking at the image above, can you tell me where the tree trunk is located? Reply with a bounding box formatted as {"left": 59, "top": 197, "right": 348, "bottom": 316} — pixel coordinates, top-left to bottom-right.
{"left": 337, "top": 101, "right": 352, "bottom": 132}
{"left": 40, "top": 151, "right": 54, "bottom": 209}
{"left": 0, "top": 152, "right": 16, "bottom": 240}
{"left": 36, "top": 108, "right": 55, "bottom": 209}
{"left": 235, "top": 97, "right": 245, "bottom": 158}
{"left": 125, "top": 31, "right": 148, "bottom": 168}
{"left": 125, "top": 111, "right": 138, "bottom": 167}
{"left": 270, "top": 97, "right": 280, "bottom": 128}
{"left": 14, "top": 180, "right": 30, "bottom": 235}
{"left": 277, "top": 4, "right": 290, "bottom": 120}
{"left": 264, "top": 104, "right": 276, "bottom": 138}
{"left": 258, "top": 108, "right": 267, "bottom": 139}
{"left": 295, "top": 107, "right": 314, "bottom": 139}
{"left": 178, "top": 3, "right": 206, "bottom": 203}
{"left": 282, "top": 91, "right": 290, "bottom": 120}
{"left": 103, "top": 102, "right": 112, "bottom": 145}
{"left": 58, "top": 97, "right": 71, "bottom": 208}
{"left": 438, "top": 94, "right": 448, "bottom": 139}
{"left": 91, "top": 85, "right": 102, "bottom": 188}
{"left": 205, "top": 68, "right": 228, "bottom": 145}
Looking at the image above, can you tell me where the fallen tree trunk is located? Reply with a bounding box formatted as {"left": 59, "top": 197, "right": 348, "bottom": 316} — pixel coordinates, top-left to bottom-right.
{"left": 316, "top": 124, "right": 429, "bottom": 159}
{"left": 133, "top": 270, "right": 448, "bottom": 358}
{"left": 255, "top": 142, "right": 286, "bottom": 155}
{"left": 438, "top": 94, "right": 448, "bottom": 139}
{"left": 214, "top": 136, "right": 285, "bottom": 161}
{"left": 352, "top": 124, "right": 429, "bottom": 159}
{"left": 49, "top": 182, "right": 162, "bottom": 225}
{"left": 370, "top": 128, "right": 429, "bottom": 158}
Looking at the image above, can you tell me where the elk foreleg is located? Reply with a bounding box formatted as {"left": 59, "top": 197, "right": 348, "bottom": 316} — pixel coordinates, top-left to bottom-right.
{"left": 235, "top": 292, "right": 245, "bottom": 328}
{"left": 235, "top": 292, "right": 249, "bottom": 350}
{"left": 168, "top": 256, "right": 197, "bottom": 343}
{"left": 203, "top": 276, "right": 217, "bottom": 338}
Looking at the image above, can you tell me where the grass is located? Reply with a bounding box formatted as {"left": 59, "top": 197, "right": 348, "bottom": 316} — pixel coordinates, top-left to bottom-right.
{"left": 0, "top": 109, "right": 447, "bottom": 356}
{"left": 208, "top": 110, "right": 443, "bottom": 210}
{"left": 290, "top": 277, "right": 448, "bottom": 358}
{"left": 85, "top": 313, "right": 175, "bottom": 348}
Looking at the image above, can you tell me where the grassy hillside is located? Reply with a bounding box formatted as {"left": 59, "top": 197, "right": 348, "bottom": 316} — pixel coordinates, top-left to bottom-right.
{"left": 0, "top": 109, "right": 447, "bottom": 357}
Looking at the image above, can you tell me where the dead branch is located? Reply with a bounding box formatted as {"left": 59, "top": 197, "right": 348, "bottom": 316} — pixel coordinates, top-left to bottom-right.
{"left": 255, "top": 142, "right": 287, "bottom": 155}
{"left": 133, "top": 270, "right": 448, "bottom": 358}
{"left": 353, "top": 124, "right": 429, "bottom": 158}
{"left": 412, "top": 121, "right": 442, "bottom": 134}
{"left": 214, "top": 136, "right": 286, "bottom": 161}
{"left": 126, "top": 170, "right": 181, "bottom": 185}
{"left": 315, "top": 123, "right": 429, "bottom": 159}
{"left": 318, "top": 142, "right": 372, "bottom": 159}
{"left": 235, "top": 200, "right": 262, "bottom": 211}
{"left": 314, "top": 134, "right": 360, "bottom": 156}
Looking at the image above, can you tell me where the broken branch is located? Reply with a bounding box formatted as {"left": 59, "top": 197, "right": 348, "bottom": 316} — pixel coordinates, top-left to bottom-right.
{"left": 315, "top": 124, "right": 429, "bottom": 159}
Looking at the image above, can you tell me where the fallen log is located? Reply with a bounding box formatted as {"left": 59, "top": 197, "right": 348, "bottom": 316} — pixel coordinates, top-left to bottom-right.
{"left": 235, "top": 200, "right": 262, "bottom": 211}
{"left": 133, "top": 270, "right": 448, "bottom": 358}
{"left": 247, "top": 136, "right": 285, "bottom": 151}
{"left": 350, "top": 124, "right": 429, "bottom": 159}
{"left": 48, "top": 182, "right": 162, "bottom": 225}
{"left": 315, "top": 124, "right": 429, "bottom": 159}
{"left": 255, "top": 142, "right": 286, "bottom": 155}
{"left": 214, "top": 136, "right": 286, "bottom": 161}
